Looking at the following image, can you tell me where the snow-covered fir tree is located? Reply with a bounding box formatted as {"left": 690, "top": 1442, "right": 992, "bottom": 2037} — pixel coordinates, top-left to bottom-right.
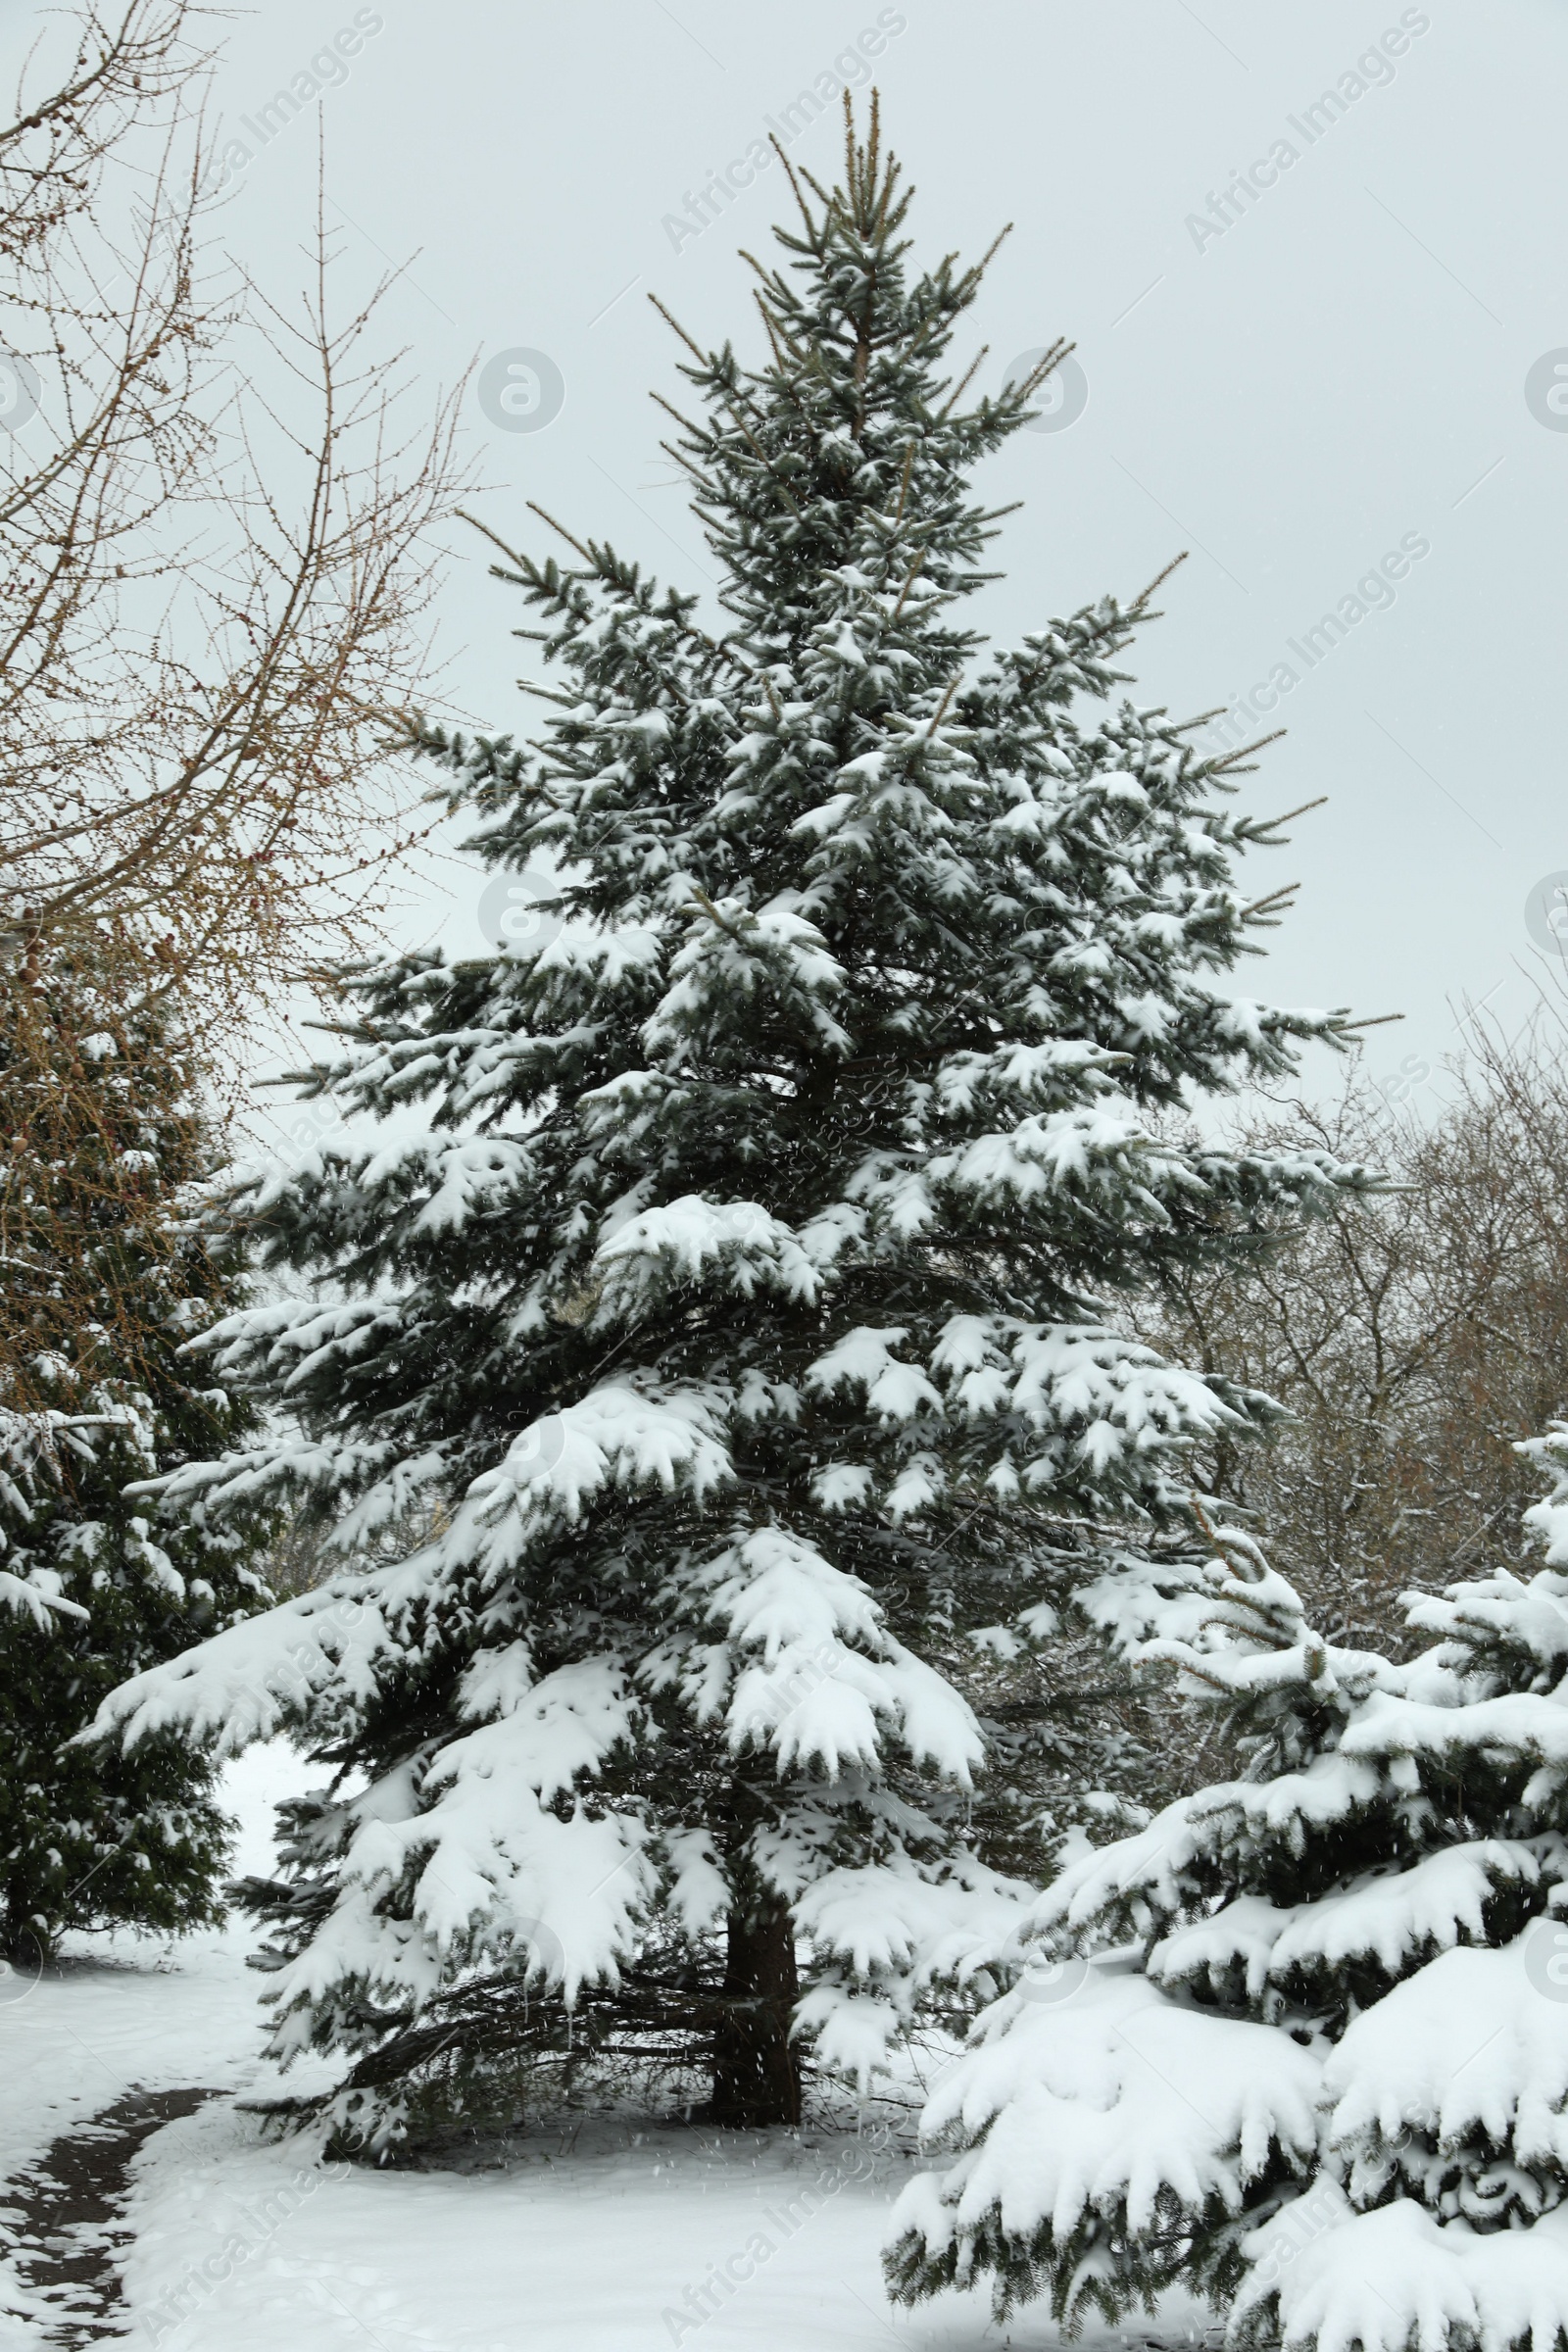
{"left": 0, "top": 956, "right": 272, "bottom": 1962}
{"left": 888, "top": 1450, "right": 1568, "bottom": 2350}
{"left": 94, "top": 100, "right": 1362, "bottom": 2147}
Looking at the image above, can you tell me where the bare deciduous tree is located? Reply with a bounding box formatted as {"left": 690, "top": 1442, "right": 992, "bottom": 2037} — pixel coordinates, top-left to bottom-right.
{"left": 0, "top": 1, "right": 471, "bottom": 1480}
{"left": 0, "top": 0, "right": 467, "bottom": 1006}
{"left": 1135, "top": 1012, "right": 1568, "bottom": 1651}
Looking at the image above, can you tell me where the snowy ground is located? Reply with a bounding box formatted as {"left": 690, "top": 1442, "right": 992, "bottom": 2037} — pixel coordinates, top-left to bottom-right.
{"left": 1, "top": 1746, "right": 1210, "bottom": 2350}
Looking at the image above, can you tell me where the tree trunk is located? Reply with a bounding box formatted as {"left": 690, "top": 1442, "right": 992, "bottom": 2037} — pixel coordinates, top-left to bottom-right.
{"left": 710, "top": 1895, "right": 803, "bottom": 2128}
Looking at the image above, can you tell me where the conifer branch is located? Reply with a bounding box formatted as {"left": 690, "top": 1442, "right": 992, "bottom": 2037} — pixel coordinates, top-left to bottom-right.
{"left": 720, "top": 402, "right": 804, "bottom": 517}
{"left": 456, "top": 509, "right": 540, "bottom": 578}
{"left": 1250, "top": 797, "right": 1329, "bottom": 838}
{"left": 1209, "top": 731, "right": 1286, "bottom": 772}
{"left": 938, "top": 346, "right": 989, "bottom": 421}
{"left": 754, "top": 296, "right": 789, "bottom": 371}
{"left": 684, "top": 888, "right": 747, "bottom": 944}
{"left": 892, "top": 443, "right": 916, "bottom": 528}
{"left": 925, "top": 673, "right": 962, "bottom": 733}
{"left": 1240, "top": 885, "right": 1300, "bottom": 921}
{"left": 744, "top": 282, "right": 810, "bottom": 370}
{"left": 658, "top": 439, "right": 715, "bottom": 495}
{"left": 1008, "top": 335, "right": 1073, "bottom": 408}
{"left": 648, "top": 388, "right": 710, "bottom": 443}
{"left": 890, "top": 549, "right": 928, "bottom": 618}
{"left": 1130, "top": 553, "right": 1189, "bottom": 612}
{"left": 796, "top": 163, "right": 836, "bottom": 215}
{"left": 647, "top": 291, "right": 710, "bottom": 368}
{"left": 956, "top": 223, "right": 1013, "bottom": 305}
{"left": 523, "top": 502, "right": 596, "bottom": 566}
{"left": 766, "top": 134, "right": 818, "bottom": 242}
{"left": 1190, "top": 1494, "right": 1270, "bottom": 1592}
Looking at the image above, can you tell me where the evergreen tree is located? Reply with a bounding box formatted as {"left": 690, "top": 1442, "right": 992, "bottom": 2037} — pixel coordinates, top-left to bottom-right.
{"left": 0, "top": 1420, "right": 93, "bottom": 1629}
{"left": 0, "top": 955, "right": 271, "bottom": 1963}
{"left": 888, "top": 1459, "right": 1568, "bottom": 2348}
{"left": 95, "top": 101, "right": 1361, "bottom": 2149}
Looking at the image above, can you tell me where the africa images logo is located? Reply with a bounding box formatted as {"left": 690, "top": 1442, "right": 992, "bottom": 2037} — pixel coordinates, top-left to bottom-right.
{"left": 661, "top": 12, "right": 907, "bottom": 254}
{"left": 1184, "top": 12, "right": 1431, "bottom": 254}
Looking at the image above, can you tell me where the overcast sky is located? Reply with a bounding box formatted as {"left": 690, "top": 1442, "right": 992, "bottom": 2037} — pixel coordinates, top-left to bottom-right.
{"left": 20, "top": 0, "right": 1568, "bottom": 1121}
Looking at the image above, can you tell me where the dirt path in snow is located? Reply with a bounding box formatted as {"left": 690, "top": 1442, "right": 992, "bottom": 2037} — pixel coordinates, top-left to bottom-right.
{"left": 3, "top": 2088, "right": 216, "bottom": 2344}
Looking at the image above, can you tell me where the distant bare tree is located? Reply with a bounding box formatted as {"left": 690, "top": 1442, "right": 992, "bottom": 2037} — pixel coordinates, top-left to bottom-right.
{"left": 0, "top": 0, "right": 467, "bottom": 1007}
{"left": 0, "top": 2, "right": 470, "bottom": 1476}
{"left": 1134, "top": 1013, "right": 1568, "bottom": 1651}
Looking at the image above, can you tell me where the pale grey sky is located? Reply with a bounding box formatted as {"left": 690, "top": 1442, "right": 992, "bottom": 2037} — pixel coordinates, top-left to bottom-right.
{"left": 21, "top": 0, "right": 1568, "bottom": 1116}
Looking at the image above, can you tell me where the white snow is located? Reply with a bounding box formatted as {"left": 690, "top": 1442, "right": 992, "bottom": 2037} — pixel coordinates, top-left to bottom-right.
{"left": 1238, "top": 2186, "right": 1568, "bottom": 2352}
{"left": 595, "top": 1196, "right": 820, "bottom": 1306}
{"left": 119, "top": 2102, "right": 981, "bottom": 2352}
{"left": 1324, "top": 1933, "right": 1568, "bottom": 2168}
{"left": 1147, "top": 1842, "right": 1543, "bottom": 2000}
{"left": 0, "top": 1744, "right": 1189, "bottom": 2352}
{"left": 893, "top": 1963, "right": 1320, "bottom": 2262}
